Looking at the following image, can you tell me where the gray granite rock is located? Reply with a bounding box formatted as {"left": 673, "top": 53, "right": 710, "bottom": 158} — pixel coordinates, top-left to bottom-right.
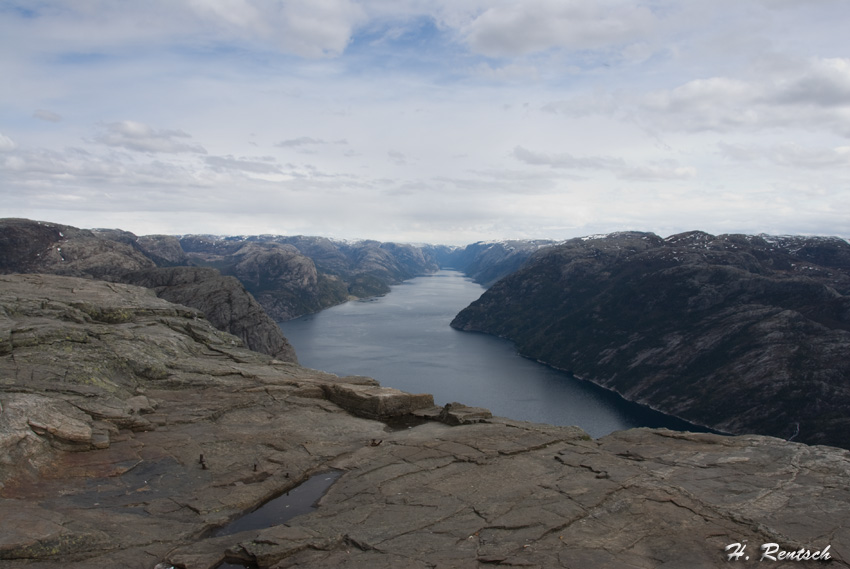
{"left": 0, "top": 218, "right": 297, "bottom": 361}
{"left": 123, "top": 266, "right": 297, "bottom": 362}
{"left": 1, "top": 273, "right": 849, "bottom": 568}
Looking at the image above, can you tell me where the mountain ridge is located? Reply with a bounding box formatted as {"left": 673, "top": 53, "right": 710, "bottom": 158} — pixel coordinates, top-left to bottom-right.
{"left": 451, "top": 230, "right": 850, "bottom": 449}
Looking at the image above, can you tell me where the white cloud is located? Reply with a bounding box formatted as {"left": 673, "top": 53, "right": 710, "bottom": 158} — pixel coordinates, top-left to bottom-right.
{"left": 718, "top": 142, "right": 850, "bottom": 169}
{"left": 4, "top": 0, "right": 365, "bottom": 60}
{"left": 388, "top": 150, "right": 407, "bottom": 165}
{"left": 204, "top": 155, "right": 283, "bottom": 174}
{"left": 0, "top": 146, "right": 198, "bottom": 187}
{"left": 768, "top": 57, "right": 850, "bottom": 108}
{"left": 186, "top": 0, "right": 265, "bottom": 31}
{"left": 463, "top": 0, "right": 658, "bottom": 57}
{"left": 639, "top": 58, "right": 850, "bottom": 136}
{"left": 33, "top": 109, "right": 63, "bottom": 122}
{"left": 275, "top": 137, "right": 327, "bottom": 147}
{"left": 187, "top": 0, "right": 366, "bottom": 57}
{"left": 0, "top": 133, "right": 17, "bottom": 152}
{"left": 92, "top": 121, "right": 207, "bottom": 154}
{"left": 541, "top": 93, "right": 620, "bottom": 118}
{"left": 513, "top": 146, "right": 625, "bottom": 170}
{"left": 513, "top": 146, "right": 696, "bottom": 182}
{"left": 469, "top": 62, "right": 539, "bottom": 82}
{"left": 618, "top": 163, "right": 697, "bottom": 181}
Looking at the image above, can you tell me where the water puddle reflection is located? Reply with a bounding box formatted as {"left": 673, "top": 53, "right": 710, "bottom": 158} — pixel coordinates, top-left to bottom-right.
{"left": 212, "top": 470, "right": 341, "bottom": 538}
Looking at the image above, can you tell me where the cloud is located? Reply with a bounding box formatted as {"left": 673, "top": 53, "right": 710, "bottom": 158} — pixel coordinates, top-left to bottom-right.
{"left": 469, "top": 62, "right": 539, "bottom": 82}
{"left": 512, "top": 146, "right": 625, "bottom": 170}
{"left": 463, "top": 0, "right": 657, "bottom": 57}
{"left": 388, "top": 150, "right": 407, "bottom": 165}
{"left": 275, "top": 137, "right": 327, "bottom": 148}
{"left": 5, "top": 0, "right": 365, "bottom": 61}
{"left": 639, "top": 57, "right": 850, "bottom": 136}
{"left": 618, "top": 163, "right": 697, "bottom": 181}
{"left": 186, "top": 0, "right": 366, "bottom": 58}
{"left": 0, "top": 145, "right": 198, "bottom": 187}
{"left": 92, "top": 121, "right": 207, "bottom": 154}
{"left": 769, "top": 57, "right": 850, "bottom": 108}
{"left": 0, "top": 133, "right": 17, "bottom": 152}
{"left": 718, "top": 142, "right": 850, "bottom": 169}
{"left": 204, "top": 155, "right": 283, "bottom": 174}
{"left": 541, "top": 93, "right": 620, "bottom": 118}
{"left": 513, "top": 146, "right": 696, "bottom": 181}
{"left": 33, "top": 109, "right": 63, "bottom": 122}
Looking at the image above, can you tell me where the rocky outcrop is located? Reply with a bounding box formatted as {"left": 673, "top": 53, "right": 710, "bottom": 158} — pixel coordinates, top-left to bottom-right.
{"left": 123, "top": 267, "right": 297, "bottom": 362}
{"left": 0, "top": 218, "right": 156, "bottom": 279}
{"left": 269, "top": 236, "right": 438, "bottom": 288}
{"left": 94, "top": 228, "right": 189, "bottom": 266}
{"left": 2, "top": 273, "right": 849, "bottom": 568}
{"left": 0, "top": 219, "right": 295, "bottom": 360}
{"left": 452, "top": 231, "right": 850, "bottom": 449}
{"left": 181, "top": 234, "right": 440, "bottom": 320}
{"left": 435, "top": 239, "right": 557, "bottom": 286}
{"left": 320, "top": 381, "right": 434, "bottom": 420}
{"left": 180, "top": 239, "right": 349, "bottom": 321}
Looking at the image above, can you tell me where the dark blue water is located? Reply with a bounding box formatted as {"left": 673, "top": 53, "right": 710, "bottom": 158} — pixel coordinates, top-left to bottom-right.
{"left": 212, "top": 471, "right": 341, "bottom": 537}
{"left": 279, "top": 270, "right": 706, "bottom": 438}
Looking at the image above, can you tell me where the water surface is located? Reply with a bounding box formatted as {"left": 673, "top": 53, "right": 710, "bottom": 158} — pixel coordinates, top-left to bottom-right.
{"left": 280, "top": 270, "right": 704, "bottom": 438}
{"left": 212, "top": 471, "right": 342, "bottom": 537}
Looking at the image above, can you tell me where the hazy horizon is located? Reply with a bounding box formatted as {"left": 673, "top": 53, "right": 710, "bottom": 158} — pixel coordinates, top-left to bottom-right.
{"left": 10, "top": 215, "right": 848, "bottom": 249}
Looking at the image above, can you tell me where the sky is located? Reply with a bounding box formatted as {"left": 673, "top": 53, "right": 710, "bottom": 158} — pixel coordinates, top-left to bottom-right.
{"left": 1, "top": 0, "right": 849, "bottom": 245}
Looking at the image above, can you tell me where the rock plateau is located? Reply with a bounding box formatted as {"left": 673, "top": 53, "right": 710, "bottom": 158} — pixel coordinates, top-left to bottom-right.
{"left": 1, "top": 273, "right": 848, "bottom": 568}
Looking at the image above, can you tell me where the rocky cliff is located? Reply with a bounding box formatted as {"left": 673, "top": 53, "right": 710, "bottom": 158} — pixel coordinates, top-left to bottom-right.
{"left": 122, "top": 267, "right": 297, "bottom": 362}
{"left": 430, "top": 239, "right": 557, "bottom": 287}
{"left": 180, "top": 235, "right": 440, "bottom": 320}
{"left": 452, "top": 231, "right": 850, "bottom": 449}
{"left": 0, "top": 218, "right": 156, "bottom": 279}
{"left": 0, "top": 219, "right": 296, "bottom": 361}
{"left": 1, "top": 273, "right": 848, "bottom": 568}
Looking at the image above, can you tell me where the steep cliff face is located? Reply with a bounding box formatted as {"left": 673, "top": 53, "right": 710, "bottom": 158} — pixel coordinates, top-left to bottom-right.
{"left": 231, "top": 243, "right": 340, "bottom": 322}
{"left": 123, "top": 267, "right": 297, "bottom": 362}
{"left": 180, "top": 234, "right": 440, "bottom": 319}
{"left": 437, "top": 239, "right": 557, "bottom": 286}
{"left": 179, "top": 236, "right": 349, "bottom": 320}
{"left": 0, "top": 219, "right": 296, "bottom": 361}
{"left": 452, "top": 231, "right": 850, "bottom": 448}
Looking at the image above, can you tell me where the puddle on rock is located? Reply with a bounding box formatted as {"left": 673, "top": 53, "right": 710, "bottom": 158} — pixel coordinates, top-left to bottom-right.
{"left": 211, "top": 470, "right": 342, "bottom": 538}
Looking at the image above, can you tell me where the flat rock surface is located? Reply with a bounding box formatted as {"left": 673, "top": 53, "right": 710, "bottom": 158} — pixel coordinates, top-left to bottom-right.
{"left": 2, "top": 273, "right": 849, "bottom": 568}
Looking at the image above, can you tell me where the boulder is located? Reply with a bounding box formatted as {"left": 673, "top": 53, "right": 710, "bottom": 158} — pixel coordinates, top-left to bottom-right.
{"left": 321, "top": 382, "right": 435, "bottom": 420}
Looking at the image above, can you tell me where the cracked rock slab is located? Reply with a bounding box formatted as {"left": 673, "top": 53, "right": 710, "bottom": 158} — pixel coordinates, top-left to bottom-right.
{"left": 2, "top": 274, "right": 850, "bottom": 568}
